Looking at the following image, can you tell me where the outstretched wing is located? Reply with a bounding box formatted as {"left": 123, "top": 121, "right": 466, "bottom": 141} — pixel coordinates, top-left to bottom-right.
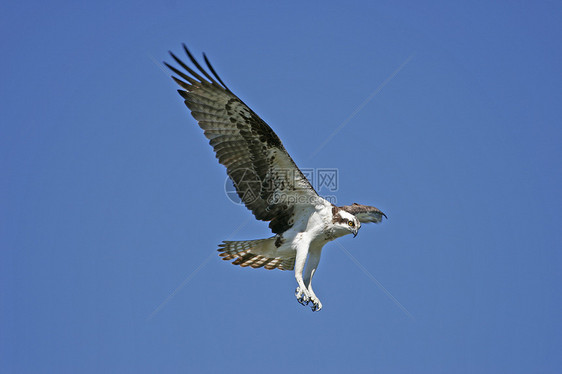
{"left": 339, "top": 203, "right": 387, "bottom": 223}
{"left": 165, "top": 45, "right": 320, "bottom": 234}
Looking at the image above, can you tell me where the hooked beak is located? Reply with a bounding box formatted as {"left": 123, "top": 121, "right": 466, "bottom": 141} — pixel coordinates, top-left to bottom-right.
{"left": 352, "top": 228, "right": 358, "bottom": 238}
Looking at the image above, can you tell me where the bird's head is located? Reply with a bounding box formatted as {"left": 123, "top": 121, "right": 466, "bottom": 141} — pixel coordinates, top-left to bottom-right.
{"left": 332, "top": 208, "right": 361, "bottom": 238}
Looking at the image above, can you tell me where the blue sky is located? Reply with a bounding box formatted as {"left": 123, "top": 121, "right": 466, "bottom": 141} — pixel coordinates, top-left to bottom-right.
{"left": 1, "top": 1, "right": 561, "bottom": 373}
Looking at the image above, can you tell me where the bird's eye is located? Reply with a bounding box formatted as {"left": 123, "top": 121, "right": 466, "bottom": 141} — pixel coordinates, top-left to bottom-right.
{"left": 348, "top": 221, "right": 354, "bottom": 227}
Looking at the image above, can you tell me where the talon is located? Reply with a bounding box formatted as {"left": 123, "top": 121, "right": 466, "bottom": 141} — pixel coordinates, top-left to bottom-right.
{"left": 297, "top": 296, "right": 309, "bottom": 306}
{"left": 309, "top": 297, "right": 322, "bottom": 312}
{"left": 295, "top": 287, "right": 311, "bottom": 306}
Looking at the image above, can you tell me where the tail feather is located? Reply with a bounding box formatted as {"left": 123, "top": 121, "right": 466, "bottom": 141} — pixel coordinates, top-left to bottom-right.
{"left": 217, "top": 238, "right": 294, "bottom": 271}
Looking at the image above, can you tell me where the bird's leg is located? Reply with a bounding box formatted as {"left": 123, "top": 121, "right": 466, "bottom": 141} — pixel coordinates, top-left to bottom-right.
{"left": 303, "top": 248, "right": 322, "bottom": 312}
{"left": 294, "top": 237, "right": 311, "bottom": 306}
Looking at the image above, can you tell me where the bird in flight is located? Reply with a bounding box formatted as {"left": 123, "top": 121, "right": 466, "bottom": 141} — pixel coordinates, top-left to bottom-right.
{"left": 165, "top": 45, "right": 386, "bottom": 311}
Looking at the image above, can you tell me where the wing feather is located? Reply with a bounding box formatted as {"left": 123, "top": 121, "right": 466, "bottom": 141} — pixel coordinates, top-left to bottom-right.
{"left": 339, "top": 203, "right": 387, "bottom": 223}
{"left": 166, "top": 45, "right": 321, "bottom": 234}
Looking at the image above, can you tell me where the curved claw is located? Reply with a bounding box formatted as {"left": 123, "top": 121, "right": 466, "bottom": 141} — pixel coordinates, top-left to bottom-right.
{"left": 295, "top": 287, "right": 310, "bottom": 306}
{"left": 297, "top": 295, "right": 310, "bottom": 306}
{"left": 310, "top": 298, "right": 323, "bottom": 312}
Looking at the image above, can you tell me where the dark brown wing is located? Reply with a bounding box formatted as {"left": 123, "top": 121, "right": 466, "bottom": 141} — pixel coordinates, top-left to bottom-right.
{"left": 165, "top": 45, "right": 320, "bottom": 234}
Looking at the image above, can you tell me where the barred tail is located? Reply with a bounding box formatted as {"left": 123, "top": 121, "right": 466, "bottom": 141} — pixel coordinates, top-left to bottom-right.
{"left": 217, "top": 238, "right": 294, "bottom": 271}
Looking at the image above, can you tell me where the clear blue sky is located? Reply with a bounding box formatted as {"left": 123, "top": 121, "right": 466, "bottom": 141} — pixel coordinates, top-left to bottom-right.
{"left": 2, "top": 1, "right": 561, "bottom": 373}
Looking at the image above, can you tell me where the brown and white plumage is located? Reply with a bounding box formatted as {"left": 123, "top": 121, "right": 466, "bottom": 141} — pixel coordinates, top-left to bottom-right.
{"left": 218, "top": 239, "right": 295, "bottom": 270}
{"left": 165, "top": 45, "right": 317, "bottom": 235}
{"left": 165, "top": 45, "right": 386, "bottom": 311}
{"left": 340, "top": 203, "right": 388, "bottom": 223}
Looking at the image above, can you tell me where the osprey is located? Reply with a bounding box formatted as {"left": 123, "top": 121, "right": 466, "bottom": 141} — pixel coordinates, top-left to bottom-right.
{"left": 165, "top": 45, "right": 386, "bottom": 311}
